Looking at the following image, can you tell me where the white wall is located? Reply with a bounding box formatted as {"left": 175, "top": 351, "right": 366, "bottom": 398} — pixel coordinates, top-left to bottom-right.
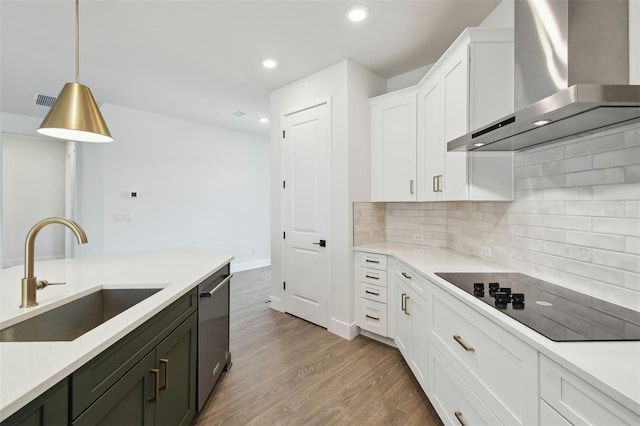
{"left": 269, "top": 59, "right": 385, "bottom": 338}
{"left": 386, "top": 64, "right": 433, "bottom": 92}
{"left": 79, "top": 104, "right": 271, "bottom": 272}
{"left": 479, "top": 0, "right": 514, "bottom": 28}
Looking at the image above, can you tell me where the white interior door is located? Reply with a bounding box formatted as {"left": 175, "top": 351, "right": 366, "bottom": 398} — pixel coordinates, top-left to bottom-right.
{"left": 282, "top": 101, "right": 330, "bottom": 328}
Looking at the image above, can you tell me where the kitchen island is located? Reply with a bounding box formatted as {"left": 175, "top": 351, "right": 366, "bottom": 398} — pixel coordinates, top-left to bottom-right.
{"left": 0, "top": 248, "right": 233, "bottom": 423}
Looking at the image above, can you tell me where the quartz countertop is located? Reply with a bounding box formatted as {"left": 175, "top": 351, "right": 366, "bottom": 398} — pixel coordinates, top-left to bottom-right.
{"left": 0, "top": 248, "right": 233, "bottom": 422}
{"left": 355, "top": 242, "right": 640, "bottom": 415}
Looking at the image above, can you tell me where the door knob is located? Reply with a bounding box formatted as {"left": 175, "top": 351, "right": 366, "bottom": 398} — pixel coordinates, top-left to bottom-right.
{"left": 313, "top": 239, "right": 326, "bottom": 247}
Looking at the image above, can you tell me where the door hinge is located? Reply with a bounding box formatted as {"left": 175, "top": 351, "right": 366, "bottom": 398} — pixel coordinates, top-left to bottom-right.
{"left": 283, "top": 231, "right": 286, "bottom": 239}
{"left": 282, "top": 130, "right": 285, "bottom": 138}
{"left": 282, "top": 180, "right": 286, "bottom": 189}
{"left": 283, "top": 281, "right": 286, "bottom": 290}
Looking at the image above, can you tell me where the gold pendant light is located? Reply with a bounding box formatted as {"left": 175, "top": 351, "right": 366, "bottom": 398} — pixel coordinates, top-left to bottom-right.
{"left": 37, "top": 0, "right": 113, "bottom": 143}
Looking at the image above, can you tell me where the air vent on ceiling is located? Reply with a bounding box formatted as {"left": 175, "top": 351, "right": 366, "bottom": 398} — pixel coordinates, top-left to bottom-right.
{"left": 34, "top": 93, "right": 57, "bottom": 107}
{"left": 232, "top": 111, "right": 246, "bottom": 117}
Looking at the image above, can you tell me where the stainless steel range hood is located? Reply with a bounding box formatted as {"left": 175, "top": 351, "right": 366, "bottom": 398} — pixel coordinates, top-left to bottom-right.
{"left": 448, "top": 0, "right": 639, "bottom": 152}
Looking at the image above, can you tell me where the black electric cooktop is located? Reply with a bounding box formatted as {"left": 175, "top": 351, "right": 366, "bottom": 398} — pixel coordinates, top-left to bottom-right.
{"left": 435, "top": 272, "right": 640, "bottom": 342}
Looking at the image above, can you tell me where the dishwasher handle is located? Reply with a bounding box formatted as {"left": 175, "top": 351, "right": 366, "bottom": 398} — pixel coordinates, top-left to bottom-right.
{"left": 200, "top": 274, "right": 233, "bottom": 298}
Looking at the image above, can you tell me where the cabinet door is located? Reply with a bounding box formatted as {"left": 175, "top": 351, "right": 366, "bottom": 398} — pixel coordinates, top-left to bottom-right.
{"left": 395, "top": 279, "right": 412, "bottom": 361}
{"left": 73, "top": 351, "right": 156, "bottom": 426}
{"left": 417, "top": 77, "right": 443, "bottom": 202}
{"left": 371, "top": 91, "right": 417, "bottom": 201}
{"left": 1, "top": 381, "right": 68, "bottom": 426}
{"left": 441, "top": 46, "right": 470, "bottom": 200}
{"left": 409, "top": 293, "right": 428, "bottom": 387}
{"left": 156, "top": 313, "right": 198, "bottom": 426}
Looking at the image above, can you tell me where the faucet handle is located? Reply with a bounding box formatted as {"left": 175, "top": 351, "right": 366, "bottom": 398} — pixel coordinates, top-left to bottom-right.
{"left": 36, "top": 280, "right": 66, "bottom": 290}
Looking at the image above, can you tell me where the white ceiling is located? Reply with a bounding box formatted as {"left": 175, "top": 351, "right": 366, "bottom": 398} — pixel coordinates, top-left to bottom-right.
{"left": 1, "top": 0, "right": 500, "bottom": 137}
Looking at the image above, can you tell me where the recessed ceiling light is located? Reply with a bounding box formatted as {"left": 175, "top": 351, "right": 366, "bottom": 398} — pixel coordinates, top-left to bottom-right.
{"left": 258, "top": 117, "right": 269, "bottom": 123}
{"left": 346, "top": 5, "right": 369, "bottom": 22}
{"left": 533, "top": 119, "right": 552, "bottom": 126}
{"left": 261, "top": 58, "right": 279, "bottom": 69}
{"left": 473, "top": 142, "right": 486, "bottom": 147}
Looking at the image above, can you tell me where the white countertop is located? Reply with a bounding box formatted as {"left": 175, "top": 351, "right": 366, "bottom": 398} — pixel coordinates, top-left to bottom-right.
{"left": 355, "top": 242, "right": 640, "bottom": 415}
{"left": 0, "top": 248, "right": 233, "bottom": 422}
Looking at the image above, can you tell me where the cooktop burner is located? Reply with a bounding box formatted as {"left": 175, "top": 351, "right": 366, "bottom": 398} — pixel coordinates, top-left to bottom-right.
{"left": 435, "top": 272, "right": 640, "bottom": 342}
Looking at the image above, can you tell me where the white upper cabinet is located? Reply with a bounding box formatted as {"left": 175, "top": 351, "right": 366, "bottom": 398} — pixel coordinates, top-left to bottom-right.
{"left": 373, "top": 27, "right": 516, "bottom": 202}
{"left": 370, "top": 88, "right": 418, "bottom": 201}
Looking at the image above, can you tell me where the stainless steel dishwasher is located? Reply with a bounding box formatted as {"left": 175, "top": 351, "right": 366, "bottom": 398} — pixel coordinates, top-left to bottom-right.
{"left": 197, "top": 264, "right": 232, "bottom": 411}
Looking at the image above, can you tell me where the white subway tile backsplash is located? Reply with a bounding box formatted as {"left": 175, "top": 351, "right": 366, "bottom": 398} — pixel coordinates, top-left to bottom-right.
{"left": 564, "top": 132, "right": 624, "bottom": 157}
{"left": 515, "top": 174, "right": 565, "bottom": 190}
{"left": 624, "top": 127, "right": 640, "bottom": 147}
{"left": 592, "top": 249, "right": 640, "bottom": 273}
{"left": 542, "top": 186, "right": 593, "bottom": 201}
{"left": 542, "top": 241, "right": 591, "bottom": 262}
{"left": 542, "top": 215, "right": 592, "bottom": 231}
{"left": 592, "top": 217, "right": 640, "bottom": 237}
{"left": 522, "top": 226, "right": 566, "bottom": 242}
{"left": 626, "top": 201, "right": 640, "bottom": 217}
{"left": 565, "top": 201, "right": 625, "bottom": 217}
{"left": 564, "top": 230, "right": 625, "bottom": 252}
{"left": 593, "top": 183, "right": 640, "bottom": 200}
{"left": 593, "top": 146, "right": 640, "bottom": 169}
{"left": 564, "top": 259, "right": 625, "bottom": 286}
{"left": 522, "top": 145, "right": 564, "bottom": 165}
{"left": 541, "top": 155, "right": 592, "bottom": 175}
{"left": 565, "top": 167, "right": 624, "bottom": 187}
{"left": 625, "top": 165, "right": 640, "bottom": 183}
{"left": 626, "top": 237, "right": 640, "bottom": 255}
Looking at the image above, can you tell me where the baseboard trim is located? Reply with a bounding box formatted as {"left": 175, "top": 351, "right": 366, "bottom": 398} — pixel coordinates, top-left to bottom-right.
{"left": 328, "top": 317, "right": 359, "bottom": 340}
{"left": 359, "top": 330, "right": 396, "bottom": 347}
{"left": 269, "top": 295, "right": 284, "bottom": 312}
{"left": 230, "top": 258, "right": 271, "bottom": 273}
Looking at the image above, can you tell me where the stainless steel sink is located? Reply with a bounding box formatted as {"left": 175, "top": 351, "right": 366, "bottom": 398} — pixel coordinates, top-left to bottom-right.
{"left": 0, "top": 288, "right": 161, "bottom": 342}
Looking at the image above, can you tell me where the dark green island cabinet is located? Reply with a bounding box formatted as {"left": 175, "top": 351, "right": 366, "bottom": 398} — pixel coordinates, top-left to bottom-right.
{"left": 2, "top": 286, "right": 200, "bottom": 426}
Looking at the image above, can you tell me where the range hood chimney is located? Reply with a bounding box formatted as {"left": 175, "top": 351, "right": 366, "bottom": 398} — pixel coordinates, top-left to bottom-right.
{"left": 448, "top": 0, "right": 639, "bottom": 152}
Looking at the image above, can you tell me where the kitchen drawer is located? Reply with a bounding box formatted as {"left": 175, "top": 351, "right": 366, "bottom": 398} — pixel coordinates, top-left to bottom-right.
{"left": 358, "top": 267, "right": 388, "bottom": 287}
{"left": 540, "top": 355, "right": 640, "bottom": 425}
{"left": 540, "top": 399, "right": 572, "bottom": 426}
{"left": 359, "top": 298, "right": 388, "bottom": 336}
{"left": 359, "top": 252, "right": 387, "bottom": 270}
{"left": 430, "top": 285, "right": 538, "bottom": 425}
{"left": 359, "top": 282, "right": 387, "bottom": 303}
{"left": 394, "top": 260, "right": 429, "bottom": 296}
{"left": 430, "top": 345, "right": 501, "bottom": 426}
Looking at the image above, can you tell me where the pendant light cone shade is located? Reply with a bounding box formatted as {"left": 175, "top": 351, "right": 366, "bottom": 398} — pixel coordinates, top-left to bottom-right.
{"left": 37, "top": 82, "right": 113, "bottom": 142}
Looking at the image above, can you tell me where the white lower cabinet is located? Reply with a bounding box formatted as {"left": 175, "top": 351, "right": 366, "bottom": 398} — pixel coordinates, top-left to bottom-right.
{"left": 356, "top": 252, "right": 390, "bottom": 337}
{"left": 394, "top": 265, "right": 429, "bottom": 389}
{"left": 540, "top": 355, "right": 640, "bottom": 425}
{"left": 429, "top": 284, "right": 538, "bottom": 425}
{"left": 431, "top": 345, "right": 501, "bottom": 426}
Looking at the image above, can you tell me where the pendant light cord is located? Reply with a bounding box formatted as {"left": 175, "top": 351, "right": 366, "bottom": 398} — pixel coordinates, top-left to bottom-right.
{"left": 75, "top": 0, "right": 80, "bottom": 82}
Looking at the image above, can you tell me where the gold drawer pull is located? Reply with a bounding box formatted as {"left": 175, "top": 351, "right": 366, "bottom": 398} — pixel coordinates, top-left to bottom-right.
{"left": 453, "top": 335, "right": 475, "bottom": 352}
{"left": 454, "top": 411, "right": 465, "bottom": 426}
{"left": 149, "top": 368, "right": 160, "bottom": 402}
{"left": 401, "top": 272, "right": 412, "bottom": 279}
{"left": 160, "top": 358, "right": 169, "bottom": 390}
{"left": 365, "top": 259, "right": 380, "bottom": 264}
{"left": 365, "top": 314, "right": 380, "bottom": 321}
{"left": 365, "top": 274, "right": 380, "bottom": 280}
{"left": 365, "top": 290, "right": 380, "bottom": 296}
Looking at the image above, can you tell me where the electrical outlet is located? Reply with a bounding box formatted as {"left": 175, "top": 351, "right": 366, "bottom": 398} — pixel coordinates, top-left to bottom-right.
{"left": 114, "top": 213, "right": 134, "bottom": 222}
{"left": 481, "top": 245, "right": 492, "bottom": 257}
{"left": 412, "top": 233, "right": 424, "bottom": 241}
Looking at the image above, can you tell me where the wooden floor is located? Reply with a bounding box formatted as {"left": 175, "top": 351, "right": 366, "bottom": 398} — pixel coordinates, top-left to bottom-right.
{"left": 193, "top": 267, "right": 442, "bottom": 426}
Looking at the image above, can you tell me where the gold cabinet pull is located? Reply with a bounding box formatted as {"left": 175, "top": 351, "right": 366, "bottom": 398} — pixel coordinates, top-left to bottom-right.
{"left": 453, "top": 335, "right": 475, "bottom": 352}
{"left": 404, "top": 294, "right": 410, "bottom": 316}
{"left": 149, "top": 368, "right": 160, "bottom": 402}
{"left": 410, "top": 179, "right": 415, "bottom": 195}
{"left": 454, "top": 411, "right": 465, "bottom": 426}
{"left": 433, "top": 175, "right": 437, "bottom": 192}
{"left": 365, "top": 289, "right": 380, "bottom": 296}
{"left": 401, "top": 293, "right": 407, "bottom": 312}
{"left": 160, "top": 358, "right": 169, "bottom": 390}
{"left": 437, "top": 175, "right": 443, "bottom": 192}
{"left": 401, "top": 272, "right": 412, "bottom": 280}
{"left": 365, "top": 274, "right": 379, "bottom": 280}
{"left": 365, "top": 314, "right": 380, "bottom": 321}
{"left": 365, "top": 259, "right": 380, "bottom": 264}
